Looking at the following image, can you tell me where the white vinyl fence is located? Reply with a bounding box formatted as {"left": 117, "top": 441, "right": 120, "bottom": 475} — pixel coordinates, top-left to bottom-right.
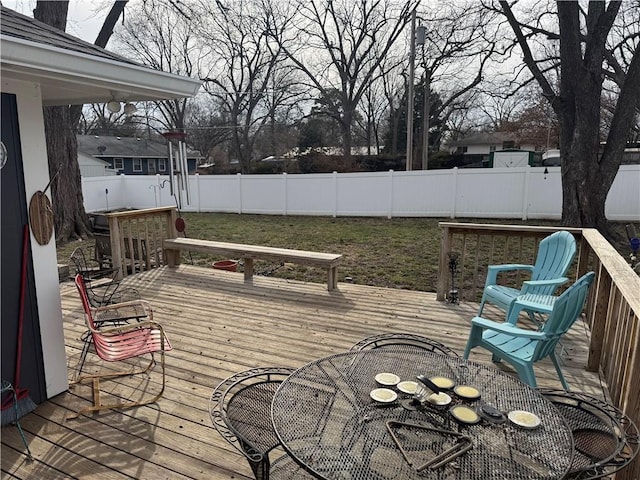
{"left": 82, "top": 165, "right": 640, "bottom": 221}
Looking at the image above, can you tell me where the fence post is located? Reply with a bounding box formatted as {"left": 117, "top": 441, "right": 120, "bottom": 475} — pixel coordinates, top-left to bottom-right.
{"left": 120, "top": 173, "right": 127, "bottom": 209}
{"left": 237, "top": 173, "right": 242, "bottom": 214}
{"left": 522, "top": 166, "right": 531, "bottom": 220}
{"left": 388, "top": 170, "right": 394, "bottom": 219}
{"left": 333, "top": 171, "right": 338, "bottom": 218}
{"left": 283, "top": 172, "right": 288, "bottom": 215}
{"left": 450, "top": 168, "right": 458, "bottom": 219}
{"left": 193, "top": 173, "right": 199, "bottom": 213}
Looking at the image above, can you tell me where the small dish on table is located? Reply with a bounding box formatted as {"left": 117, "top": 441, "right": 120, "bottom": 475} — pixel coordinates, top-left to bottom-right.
{"left": 508, "top": 410, "right": 541, "bottom": 429}
{"left": 375, "top": 372, "right": 401, "bottom": 386}
{"left": 454, "top": 385, "right": 481, "bottom": 400}
{"left": 450, "top": 405, "right": 481, "bottom": 424}
{"left": 397, "top": 380, "right": 418, "bottom": 394}
{"left": 425, "top": 392, "right": 452, "bottom": 406}
{"left": 370, "top": 388, "right": 398, "bottom": 403}
{"left": 429, "top": 376, "right": 455, "bottom": 390}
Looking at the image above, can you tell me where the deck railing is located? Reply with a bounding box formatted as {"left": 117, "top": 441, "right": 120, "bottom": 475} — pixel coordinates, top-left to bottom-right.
{"left": 106, "top": 207, "right": 177, "bottom": 279}
{"left": 438, "top": 222, "right": 640, "bottom": 480}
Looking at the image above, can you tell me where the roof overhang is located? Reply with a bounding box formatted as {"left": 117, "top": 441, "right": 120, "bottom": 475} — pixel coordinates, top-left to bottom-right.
{"left": 1, "top": 35, "right": 202, "bottom": 105}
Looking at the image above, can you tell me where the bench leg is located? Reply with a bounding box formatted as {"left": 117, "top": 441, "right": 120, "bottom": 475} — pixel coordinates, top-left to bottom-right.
{"left": 327, "top": 267, "right": 338, "bottom": 291}
{"left": 244, "top": 258, "right": 254, "bottom": 281}
{"left": 165, "top": 249, "right": 180, "bottom": 268}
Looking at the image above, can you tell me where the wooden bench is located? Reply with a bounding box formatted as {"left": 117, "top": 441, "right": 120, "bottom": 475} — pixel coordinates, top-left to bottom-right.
{"left": 163, "top": 237, "right": 343, "bottom": 291}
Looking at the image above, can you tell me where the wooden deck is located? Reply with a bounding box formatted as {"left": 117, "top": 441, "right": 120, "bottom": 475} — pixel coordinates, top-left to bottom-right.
{"left": 2, "top": 265, "right": 607, "bottom": 480}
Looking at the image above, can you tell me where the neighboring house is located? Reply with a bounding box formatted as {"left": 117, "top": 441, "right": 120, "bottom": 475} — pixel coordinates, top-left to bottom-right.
{"left": 77, "top": 134, "right": 202, "bottom": 176}
{"left": 77, "top": 151, "right": 116, "bottom": 177}
{"left": 0, "top": 6, "right": 201, "bottom": 403}
{"left": 446, "top": 133, "right": 539, "bottom": 166}
{"left": 542, "top": 144, "right": 640, "bottom": 167}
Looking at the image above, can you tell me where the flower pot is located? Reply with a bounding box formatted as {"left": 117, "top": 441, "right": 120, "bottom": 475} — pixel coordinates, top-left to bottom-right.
{"left": 212, "top": 260, "right": 238, "bottom": 272}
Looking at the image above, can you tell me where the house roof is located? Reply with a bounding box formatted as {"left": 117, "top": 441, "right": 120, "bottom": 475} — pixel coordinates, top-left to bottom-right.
{"left": 77, "top": 135, "right": 201, "bottom": 159}
{"left": 0, "top": 6, "right": 201, "bottom": 105}
{"left": 77, "top": 152, "right": 112, "bottom": 166}
{"left": 0, "top": 6, "right": 138, "bottom": 65}
{"left": 447, "top": 132, "right": 514, "bottom": 147}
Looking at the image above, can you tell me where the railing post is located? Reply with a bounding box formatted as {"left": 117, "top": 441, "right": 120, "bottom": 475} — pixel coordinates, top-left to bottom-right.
{"left": 586, "top": 263, "right": 610, "bottom": 371}
{"left": 576, "top": 235, "right": 591, "bottom": 281}
{"left": 107, "top": 214, "right": 124, "bottom": 280}
{"left": 436, "top": 224, "right": 452, "bottom": 301}
{"left": 163, "top": 208, "right": 180, "bottom": 266}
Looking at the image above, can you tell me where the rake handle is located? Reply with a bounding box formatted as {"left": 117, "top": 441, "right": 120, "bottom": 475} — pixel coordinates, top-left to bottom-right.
{"left": 14, "top": 224, "right": 29, "bottom": 388}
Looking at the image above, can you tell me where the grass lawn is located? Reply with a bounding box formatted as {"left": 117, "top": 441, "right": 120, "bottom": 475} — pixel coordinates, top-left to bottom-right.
{"left": 57, "top": 213, "right": 633, "bottom": 292}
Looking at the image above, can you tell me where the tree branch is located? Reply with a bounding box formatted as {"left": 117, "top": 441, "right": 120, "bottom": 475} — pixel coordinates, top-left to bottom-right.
{"left": 498, "top": 1, "right": 557, "bottom": 108}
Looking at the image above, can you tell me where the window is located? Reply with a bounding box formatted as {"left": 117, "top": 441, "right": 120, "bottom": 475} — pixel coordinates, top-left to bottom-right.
{"left": 114, "top": 157, "right": 123, "bottom": 170}
{"left": 489, "top": 145, "right": 496, "bottom": 152}
{"left": 148, "top": 160, "right": 156, "bottom": 174}
{"left": 159, "top": 158, "right": 167, "bottom": 172}
{"left": 133, "top": 158, "right": 142, "bottom": 172}
{"left": 503, "top": 141, "right": 515, "bottom": 149}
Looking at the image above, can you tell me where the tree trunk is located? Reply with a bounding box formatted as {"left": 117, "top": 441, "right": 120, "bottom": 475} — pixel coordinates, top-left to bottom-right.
{"left": 34, "top": 1, "right": 126, "bottom": 241}
{"left": 341, "top": 108, "right": 354, "bottom": 170}
{"left": 390, "top": 110, "right": 399, "bottom": 156}
{"left": 43, "top": 106, "right": 92, "bottom": 241}
{"left": 499, "top": 1, "right": 639, "bottom": 237}
{"left": 34, "top": 2, "right": 88, "bottom": 241}
{"left": 555, "top": 1, "right": 635, "bottom": 233}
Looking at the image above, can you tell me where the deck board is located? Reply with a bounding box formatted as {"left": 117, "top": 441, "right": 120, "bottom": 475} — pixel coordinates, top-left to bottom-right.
{"left": 2, "top": 265, "right": 607, "bottom": 479}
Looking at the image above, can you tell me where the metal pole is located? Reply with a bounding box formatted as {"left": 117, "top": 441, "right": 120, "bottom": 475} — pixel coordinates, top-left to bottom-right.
{"left": 406, "top": 9, "right": 416, "bottom": 171}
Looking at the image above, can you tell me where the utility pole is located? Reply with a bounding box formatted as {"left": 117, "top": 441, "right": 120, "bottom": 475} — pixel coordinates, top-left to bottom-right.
{"left": 416, "top": 25, "right": 429, "bottom": 170}
{"left": 406, "top": 9, "right": 416, "bottom": 171}
{"left": 422, "top": 67, "right": 430, "bottom": 170}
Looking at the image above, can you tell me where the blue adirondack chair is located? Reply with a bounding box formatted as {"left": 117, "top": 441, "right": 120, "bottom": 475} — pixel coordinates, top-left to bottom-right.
{"left": 478, "top": 230, "right": 577, "bottom": 322}
{"left": 464, "top": 271, "right": 595, "bottom": 390}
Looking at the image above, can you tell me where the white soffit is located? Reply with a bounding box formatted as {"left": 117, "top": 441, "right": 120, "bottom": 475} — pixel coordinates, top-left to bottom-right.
{"left": 1, "top": 36, "right": 202, "bottom": 105}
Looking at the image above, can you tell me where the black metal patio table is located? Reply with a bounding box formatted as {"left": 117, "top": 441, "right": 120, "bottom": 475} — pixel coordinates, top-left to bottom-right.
{"left": 271, "top": 347, "right": 574, "bottom": 479}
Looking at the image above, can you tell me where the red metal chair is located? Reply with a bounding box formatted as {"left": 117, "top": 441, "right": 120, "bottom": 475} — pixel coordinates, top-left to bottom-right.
{"left": 71, "top": 274, "right": 171, "bottom": 418}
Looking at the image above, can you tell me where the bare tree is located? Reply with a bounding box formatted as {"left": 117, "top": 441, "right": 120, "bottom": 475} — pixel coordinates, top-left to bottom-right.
{"left": 115, "top": 0, "right": 200, "bottom": 134}
{"left": 260, "top": 65, "right": 308, "bottom": 158}
{"left": 193, "top": 0, "right": 293, "bottom": 173}
{"left": 34, "top": 1, "right": 127, "bottom": 241}
{"left": 269, "top": 0, "right": 420, "bottom": 168}
{"left": 412, "top": 1, "right": 502, "bottom": 168}
{"left": 475, "top": 93, "right": 526, "bottom": 131}
{"left": 356, "top": 79, "right": 389, "bottom": 154}
{"left": 497, "top": 0, "right": 640, "bottom": 232}
{"left": 380, "top": 59, "right": 408, "bottom": 156}
{"left": 183, "top": 98, "right": 235, "bottom": 163}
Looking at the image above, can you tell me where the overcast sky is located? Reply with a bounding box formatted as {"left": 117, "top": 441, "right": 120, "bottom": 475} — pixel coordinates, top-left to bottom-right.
{"left": 3, "top": 0, "right": 109, "bottom": 43}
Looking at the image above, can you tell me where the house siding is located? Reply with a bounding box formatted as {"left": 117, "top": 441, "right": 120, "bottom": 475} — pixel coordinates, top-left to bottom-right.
{"left": 102, "top": 156, "right": 197, "bottom": 175}
{"left": 1, "top": 79, "right": 68, "bottom": 399}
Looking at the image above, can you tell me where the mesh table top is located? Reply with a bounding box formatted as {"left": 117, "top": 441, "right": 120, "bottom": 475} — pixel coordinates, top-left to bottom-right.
{"left": 272, "top": 348, "right": 574, "bottom": 479}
